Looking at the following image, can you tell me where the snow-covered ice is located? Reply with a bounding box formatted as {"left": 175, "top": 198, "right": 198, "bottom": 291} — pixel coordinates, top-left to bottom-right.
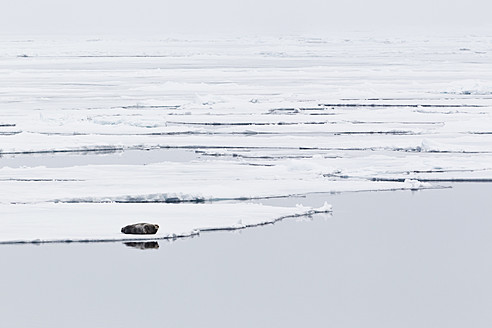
{"left": 0, "top": 35, "right": 491, "bottom": 243}
{"left": 0, "top": 202, "right": 331, "bottom": 244}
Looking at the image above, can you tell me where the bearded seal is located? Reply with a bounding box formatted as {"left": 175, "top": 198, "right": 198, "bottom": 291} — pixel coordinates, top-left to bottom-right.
{"left": 121, "top": 223, "right": 159, "bottom": 235}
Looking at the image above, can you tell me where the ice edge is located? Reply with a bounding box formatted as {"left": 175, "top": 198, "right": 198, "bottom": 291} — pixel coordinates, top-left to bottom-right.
{"left": 0, "top": 204, "right": 332, "bottom": 246}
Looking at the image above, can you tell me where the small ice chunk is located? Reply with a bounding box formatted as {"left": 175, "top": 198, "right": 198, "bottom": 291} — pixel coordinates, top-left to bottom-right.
{"left": 404, "top": 179, "right": 432, "bottom": 190}
{"left": 317, "top": 201, "right": 333, "bottom": 212}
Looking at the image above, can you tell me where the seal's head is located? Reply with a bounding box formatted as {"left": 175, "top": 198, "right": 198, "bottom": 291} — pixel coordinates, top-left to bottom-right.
{"left": 143, "top": 224, "right": 159, "bottom": 234}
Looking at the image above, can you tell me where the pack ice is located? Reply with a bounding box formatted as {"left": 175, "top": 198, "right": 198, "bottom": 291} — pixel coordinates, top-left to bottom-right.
{"left": 0, "top": 35, "right": 490, "bottom": 243}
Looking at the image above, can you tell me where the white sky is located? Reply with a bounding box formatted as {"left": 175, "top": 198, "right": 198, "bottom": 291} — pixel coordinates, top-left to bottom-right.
{"left": 1, "top": 0, "right": 492, "bottom": 36}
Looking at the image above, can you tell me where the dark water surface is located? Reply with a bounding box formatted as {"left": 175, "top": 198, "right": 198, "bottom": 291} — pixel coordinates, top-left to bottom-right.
{"left": 1, "top": 183, "right": 491, "bottom": 327}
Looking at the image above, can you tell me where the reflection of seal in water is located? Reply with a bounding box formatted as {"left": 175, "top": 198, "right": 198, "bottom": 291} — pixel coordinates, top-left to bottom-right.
{"left": 124, "top": 241, "right": 160, "bottom": 250}
{"left": 121, "top": 223, "right": 159, "bottom": 235}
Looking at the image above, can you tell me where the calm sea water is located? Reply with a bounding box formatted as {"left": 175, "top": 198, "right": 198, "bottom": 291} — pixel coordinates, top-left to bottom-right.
{"left": 0, "top": 183, "right": 491, "bottom": 327}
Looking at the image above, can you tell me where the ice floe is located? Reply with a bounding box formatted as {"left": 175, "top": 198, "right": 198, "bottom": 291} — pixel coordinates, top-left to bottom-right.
{"left": 0, "top": 202, "right": 331, "bottom": 244}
